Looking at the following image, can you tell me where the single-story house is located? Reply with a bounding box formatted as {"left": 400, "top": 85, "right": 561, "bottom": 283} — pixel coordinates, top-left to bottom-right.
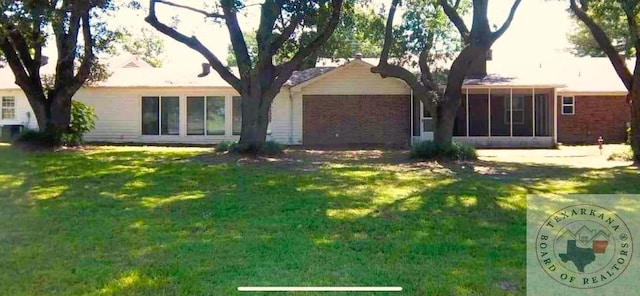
{"left": 0, "top": 55, "right": 632, "bottom": 147}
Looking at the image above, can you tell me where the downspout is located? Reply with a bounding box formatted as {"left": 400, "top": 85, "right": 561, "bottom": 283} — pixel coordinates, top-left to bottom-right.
{"left": 288, "top": 87, "right": 294, "bottom": 145}
{"left": 410, "top": 88, "right": 414, "bottom": 143}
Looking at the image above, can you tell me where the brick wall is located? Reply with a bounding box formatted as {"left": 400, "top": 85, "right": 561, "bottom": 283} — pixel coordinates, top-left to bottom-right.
{"left": 303, "top": 95, "right": 411, "bottom": 147}
{"left": 558, "top": 95, "right": 631, "bottom": 144}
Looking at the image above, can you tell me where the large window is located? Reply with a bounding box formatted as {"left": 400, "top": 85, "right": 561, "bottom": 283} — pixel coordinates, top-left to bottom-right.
{"left": 187, "top": 96, "right": 225, "bottom": 135}
{"left": 141, "top": 96, "right": 179, "bottom": 135}
{"left": 232, "top": 96, "right": 242, "bottom": 135}
{"left": 2, "top": 97, "right": 15, "bottom": 120}
{"left": 504, "top": 96, "right": 525, "bottom": 124}
{"left": 562, "top": 96, "right": 575, "bottom": 115}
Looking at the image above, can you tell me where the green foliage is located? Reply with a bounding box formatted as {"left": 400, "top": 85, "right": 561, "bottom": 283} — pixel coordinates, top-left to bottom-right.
{"left": 627, "top": 124, "right": 632, "bottom": 145}
{"left": 61, "top": 101, "right": 97, "bottom": 146}
{"left": 215, "top": 141, "right": 235, "bottom": 153}
{"left": 608, "top": 146, "right": 633, "bottom": 161}
{"left": 226, "top": 140, "right": 284, "bottom": 156}
{"left": 260, "top": 140, "right": 284, "bottom": 156}
{"left": 227, "top": 7, "right": 386, "bottom": 67}
{"left": 567, "top": 1, "right": 637, "bottom": 57}
{"left": 114, "top": 27, "right": 165, "bottom": 67}
{"left": 14, "top": 129, "right": 62, "bottom": 148}
{"left": 410, "top": 140, "right": 477, "bottom": 161}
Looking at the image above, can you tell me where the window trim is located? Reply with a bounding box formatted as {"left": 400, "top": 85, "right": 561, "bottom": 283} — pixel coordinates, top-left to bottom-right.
{"left": 561, "top": 96, "right": 575, "bottom": 115}
{"left": 141, "top": 96, "right": 180, "bottom": 136}
{"left": 504, "top": 96, "right": 525, "bottom": 125}
{"left": 1, "top": 96, "right": 16, "bottom": 120}
{"left": 186, "top": 96, "right": 226, "bottom": 136}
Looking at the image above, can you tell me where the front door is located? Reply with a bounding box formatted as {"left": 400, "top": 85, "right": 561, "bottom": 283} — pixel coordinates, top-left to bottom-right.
{"left": 420, "top": 101, "right": 434, "bottom": 141}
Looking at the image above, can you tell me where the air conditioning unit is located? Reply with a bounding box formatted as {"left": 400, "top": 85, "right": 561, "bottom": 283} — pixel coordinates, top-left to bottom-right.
{"left": 0, "top": 125, "right": 24, "bottom": 142}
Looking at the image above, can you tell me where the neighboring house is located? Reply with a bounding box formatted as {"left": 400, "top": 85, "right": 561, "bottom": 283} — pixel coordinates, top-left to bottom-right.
{"left": 0, "top": 55, "right": 632, "bottom": 147}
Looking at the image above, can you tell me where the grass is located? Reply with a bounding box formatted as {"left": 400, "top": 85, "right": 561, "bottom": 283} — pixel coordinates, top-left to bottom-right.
{"left": 0, "top": 144, "right": 639, "bottom": 295}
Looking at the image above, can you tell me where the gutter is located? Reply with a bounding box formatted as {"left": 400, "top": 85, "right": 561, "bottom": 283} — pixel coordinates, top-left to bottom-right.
{"left": 288, "top": 87, "right": 294, "bottom": 145}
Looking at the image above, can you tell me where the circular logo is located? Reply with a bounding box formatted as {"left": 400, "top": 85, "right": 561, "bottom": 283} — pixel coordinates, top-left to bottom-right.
{"left": 535, "top": 204, "right": 633, "bottom": 289}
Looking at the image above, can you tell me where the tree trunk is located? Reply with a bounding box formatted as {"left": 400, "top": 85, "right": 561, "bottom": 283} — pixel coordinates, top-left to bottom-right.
{"left": 433, "top": 92, "right": 462, "bottom": 149}
{"left": 236, "top": 90, "right": 273, "bottom": 153}
{"left": 48, "top": 93, "right": 73, "bottom": 136}
{"left": 629, "top": 89, "right": 640, "bottom": 164}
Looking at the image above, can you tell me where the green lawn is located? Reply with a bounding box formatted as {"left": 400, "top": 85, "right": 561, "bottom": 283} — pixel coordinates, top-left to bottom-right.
{"left": 0, "top": 145, "right": 638, "bottom": 295}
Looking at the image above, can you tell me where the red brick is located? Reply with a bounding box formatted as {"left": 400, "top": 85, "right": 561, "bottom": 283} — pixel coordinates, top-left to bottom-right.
{"left": 558, "top": 95, "right": 631, "bottom": 144}
{"left": 303, "top": 95, "right": 411, "bottom": 147}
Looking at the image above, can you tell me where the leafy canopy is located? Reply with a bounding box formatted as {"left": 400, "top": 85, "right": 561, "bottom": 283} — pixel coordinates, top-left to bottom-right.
{"left": 567, "top": 0, "right": 639, "bottom": 57}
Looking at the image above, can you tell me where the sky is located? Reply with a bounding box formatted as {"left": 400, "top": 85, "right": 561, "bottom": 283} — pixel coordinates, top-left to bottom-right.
{"left": 65, "top": 0, "right": 577, "bottom": 69}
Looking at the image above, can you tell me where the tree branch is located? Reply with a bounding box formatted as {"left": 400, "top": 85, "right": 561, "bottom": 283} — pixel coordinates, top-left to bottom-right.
{"left": 146, "top": 0, "right": 241, "bottom": 90}
{"left": 155, "top": 0, "right": 225, "bottom": 18}
{"left": 73, "top": 13, "right": 94, "bottom": 89}
{"left": 491, "top": 0, "right": 522, "bottom": 41}
{"left": 222, "top": 0, "right": 253, "bottom": 79}
{"left": 271, "top": 15, "right": 302, "bottom": 52}
{"left": 379, "top": 0, "right": 400, "bottom": 63}
{"left": 438, "top": 0, "right": 469, "bottom": 42}
{"left": 569, "top": 0, "right": 633, "bottom": 90}
{"left": 276, "top": 0, "right": 344, "bottom": 84}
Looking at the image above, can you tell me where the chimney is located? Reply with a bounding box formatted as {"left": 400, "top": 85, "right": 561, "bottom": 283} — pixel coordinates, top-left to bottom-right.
{"left": 466, "top": 49, "right": 492, "bottom": 79}
{"left": 354, "top": 52, "right": 363, "bottom": 60}
{"left": 40, "top": 55, "right": 49, "bottom": 67}
{"left": 197, "top": 63, "right": 211, "bottom": 77}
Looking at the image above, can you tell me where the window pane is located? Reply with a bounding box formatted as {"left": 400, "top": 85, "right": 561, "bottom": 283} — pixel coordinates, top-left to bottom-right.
{"left": 2, "top": 97, "right": 15, "bottom": 107}
{"left": 423, "top": 118, "right": 434, "bottom": 132}
{"left": 142, "top": 97, "right": 159, "bottom": 135}
{"left": 206, "top": 96, "right": 225, "bottom": 135}
{"left": 161, "top": 96, "right": 179, "bottom": 135}
{"left": 563, "top": 106, "right": 574, "bottom": 115}
{"left": 563, "top": 97, "right": 573, "bottom": 105}
{"left": 232, "top": 96, "right": 242, "bottom": 135}
{"left": 187, "top": 97, "right": 205, "bottom": 135}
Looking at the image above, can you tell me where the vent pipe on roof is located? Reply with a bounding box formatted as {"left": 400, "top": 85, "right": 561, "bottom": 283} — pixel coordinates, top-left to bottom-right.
{"left": 198, "top": 63, "right": 211, "bottom": 77}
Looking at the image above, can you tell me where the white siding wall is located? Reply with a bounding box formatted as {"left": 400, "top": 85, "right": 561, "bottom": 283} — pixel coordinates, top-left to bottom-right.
{"left": 300, "top": 61, "right": 410, "bottom": 95}
{"left": 75, "top": 87, "right": 299, "bottom": 145}
{"left": 0, "top": 90, "right": 39, "bottom": 130}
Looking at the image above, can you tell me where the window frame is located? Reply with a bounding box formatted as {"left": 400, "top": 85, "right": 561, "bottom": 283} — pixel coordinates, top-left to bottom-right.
{"left": 561, "top": 96, "right": 575, "bottom": 115}
{"left": 1, "top": 96, "right": 16, "bottom": 120}
{"left": 186, "top": 96, "right": 226, "bottom": 136}
{"left": 141, "top": 96, "right": 180, "bottom": 136}
{"left": 504, "top": 96, "right": 525, "bottom": 125}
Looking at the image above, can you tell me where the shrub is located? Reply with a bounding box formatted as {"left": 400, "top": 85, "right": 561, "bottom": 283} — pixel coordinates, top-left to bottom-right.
{"left": 215, "top": 141, "right": 235, "bottom": 152}
{"left": 15, "top": 129, "right": 61, "bottom": 148}
{"left": 62, "top": 101, "right": 97, "bottom": 146}
{"left": 260, "top": 140, "right": 283, "bottom": 156}
{"left": 608, "top": 146, "right": 633, "bottom": 161}
{"left": 220, "top": 140, "right": 284, "bottom": 155}
{"left": 410, "top": 140, "right": 477, "bottom": 161}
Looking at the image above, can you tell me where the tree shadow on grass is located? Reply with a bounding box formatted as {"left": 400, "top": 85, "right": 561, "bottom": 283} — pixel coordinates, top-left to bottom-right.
{"left": 1, "top": 146, "right": 639, "bottom": 295}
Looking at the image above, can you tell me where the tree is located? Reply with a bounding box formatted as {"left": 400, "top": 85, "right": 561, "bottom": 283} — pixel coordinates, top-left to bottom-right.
{"left": 371, "top": 0, "right": 521, "bottom": 148}
{"left": 226, "top": 7, "right": 385, "bottom": 68}
{"left": 117, "top": 27, "right": 165, "bottom": 67}
{"left": 567, "top": 1, "right": 636, "bottom": 57}
{"left": 146, "top": 0, "right": 344, "bottom": 152}
{"left": 0, "top": 0, "right": 114, "bottom": 143}
{"left": 568, "top": 0, "right": 640, "bottom": 163}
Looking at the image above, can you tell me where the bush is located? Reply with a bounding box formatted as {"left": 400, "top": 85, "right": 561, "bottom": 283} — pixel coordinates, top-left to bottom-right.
{"left": 15, "top": 129, "right": 61, "bottom": 148}
{"left": 62, "top": 101, "right": 97, "bottom": 146}
{"left": 410, "top": 140, "right": 477, "bottom": 161}
{"left": 218, "top": 140, "right": 284, "bottom": 155}
{"left": 215, "top": 141, "right": 235, "bottom": 152}
{"left": 260, "top": 140, "right": 283, "bottom": 156}
{"left": 608, "top": 146, "right": 633, "bottom": 161}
